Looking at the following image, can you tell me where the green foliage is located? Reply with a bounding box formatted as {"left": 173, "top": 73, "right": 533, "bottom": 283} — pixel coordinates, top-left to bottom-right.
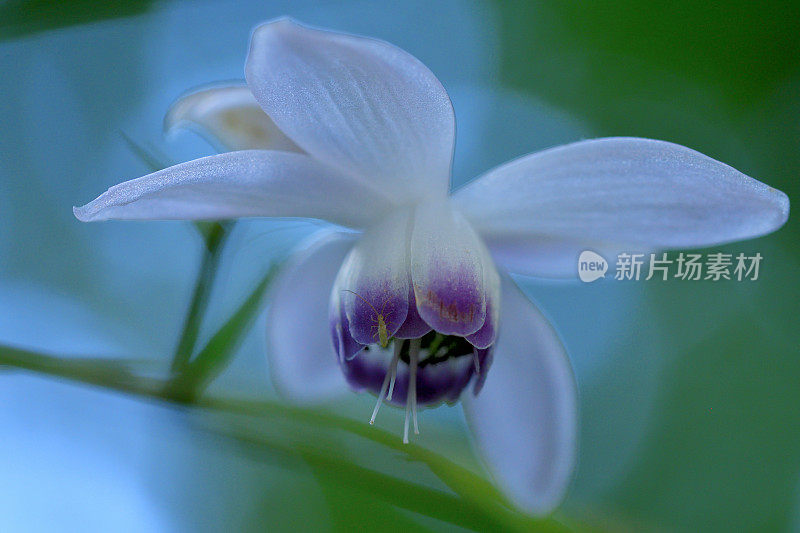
{"left": 0, "top": 0, "right": 154, "bottom": 41}
{"left": 493, "top": 2, "right": 800, "bottom": 530}
{"left": 0, "top": 343, "right": 573, "bottom": 531}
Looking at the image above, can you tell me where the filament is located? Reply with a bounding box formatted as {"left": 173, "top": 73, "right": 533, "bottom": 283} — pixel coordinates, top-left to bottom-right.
{"left": 386, "top": 341, "right": 402, "bottom": 401}
{"left": 404, "top": 338, "right": 421, "bottom": 443}
{"left": 369, "top": 341, "right": 401, "bottom": 425}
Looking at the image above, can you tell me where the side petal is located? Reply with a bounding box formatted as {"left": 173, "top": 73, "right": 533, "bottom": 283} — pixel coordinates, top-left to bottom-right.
{"left": 333, "top": 208, "right": 412, "bottom": 345}
{"left": 245, "top": 18, "right": 455, "bottom": 201}
{"left": 164, "top": 84, "right": 301, "bottom": 152}
{"left": 463, "top": 277, "right": 578, "bottom": 515}
{"left": 74, "top": 150, "right": 392, "bottom": 229}
{"left": 453, "top": 137, "right": 790, "bottom": 277}
{"left": 265, "top": 230, "right": 356, "bottom": 403}
{"left": 410, "top": 200, "right": 499, "bottom": 337}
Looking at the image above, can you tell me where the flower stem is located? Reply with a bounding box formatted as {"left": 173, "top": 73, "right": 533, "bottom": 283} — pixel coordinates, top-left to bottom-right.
{"left": 118, "top": 133, "right": 236, "bottom": 376}
{"left": 169, "top": 220, "right": 230, "bottom": 374}
{"left": 165, "top": 263, "right": 279, "bottom": 401}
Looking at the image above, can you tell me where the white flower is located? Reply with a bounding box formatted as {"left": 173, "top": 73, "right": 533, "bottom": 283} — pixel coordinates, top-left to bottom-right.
{"left": 74, "top": 18, "right": 789, "bottom": 514}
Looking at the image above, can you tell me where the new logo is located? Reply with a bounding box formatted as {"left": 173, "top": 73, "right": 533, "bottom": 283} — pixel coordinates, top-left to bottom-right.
{"left": 578, "top": 250, "right": 608, "bottom": 282}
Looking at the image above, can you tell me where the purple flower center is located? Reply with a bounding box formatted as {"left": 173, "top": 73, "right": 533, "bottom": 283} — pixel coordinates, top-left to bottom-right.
{"left": 333, "top": 326, "right": 493, "bottom": 442}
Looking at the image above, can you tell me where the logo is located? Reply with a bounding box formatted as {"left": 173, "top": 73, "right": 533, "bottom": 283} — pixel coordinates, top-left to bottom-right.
{"left": 578, "top": 250, "right": 608, "bottom": 282}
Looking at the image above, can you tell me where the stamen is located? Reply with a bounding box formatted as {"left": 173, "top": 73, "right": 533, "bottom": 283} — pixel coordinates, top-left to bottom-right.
{"left": 370, "top": 341, "right": 401, "bottom": 425}
{"left": 386, "top": 341, "right": 402, "bottom": 401}
{"left": 403, "top": 403, "right": 410, "bottom": 443}
{"left": 410, "top": 338, "right": 420, "bottom": 435}
{"left": 473, "top": 349, "right": 481, "bottom": 374}
{"left": 404, "top": 338, "right": 421, "bottom": 443}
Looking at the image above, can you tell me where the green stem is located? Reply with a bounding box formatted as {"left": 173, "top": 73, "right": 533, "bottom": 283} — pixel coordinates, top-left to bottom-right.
{"left": 170, "top": 221, "right": 229, "bottom": 373}
{"left": 202, "top": 397, "right": 569, "bottom": 532}
{"left": 426, "top": 333, "right": 445, "bottom": 358}
{"left": 0, "top": 345, "right": 162, "bottom": 396}
{"left": 166, "top": 264, "right": 278, "bottom": 401}
{"left": 119, "top": 132, "right": 234, "bottom": 376}
{"left": 120, "top": 131, "right": 173, "bottom": 173}
{"left": 229, "top": 426, "right": 513, "bottom": 532}
{"left": 0, "top": 345, "right": 571, "bottom": 532}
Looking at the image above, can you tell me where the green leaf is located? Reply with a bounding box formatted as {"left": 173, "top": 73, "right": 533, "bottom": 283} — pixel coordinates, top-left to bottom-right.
{"left": 314, "top": 469, "right": 436, "bottom": 532}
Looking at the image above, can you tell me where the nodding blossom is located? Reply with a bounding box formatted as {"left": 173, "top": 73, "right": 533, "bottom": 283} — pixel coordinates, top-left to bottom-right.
{"left": 74, "top": 18, "right": 789, "bottom": 514}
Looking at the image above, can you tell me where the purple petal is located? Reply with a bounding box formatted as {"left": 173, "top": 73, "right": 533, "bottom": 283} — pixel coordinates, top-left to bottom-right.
{"left": 411, "top": 200, "right": 500, "bottom": 336}
{"left": 466, "top": 298, "right": 498, "bottom": 349}
{"left": 332, "top": 208, "right": 413, "bottom": 345}
{"left": 394, "top": 288, "right": 433, "bottom": 339}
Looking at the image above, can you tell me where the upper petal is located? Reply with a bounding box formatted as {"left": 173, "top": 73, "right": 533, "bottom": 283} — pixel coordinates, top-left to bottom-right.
{"left": 453, "top": 137, "right": 790, "bottom": 277}
{"left": 410, "top": 200, "right": 499, "bottom": 338}
{"left": 245, "top": 18, "right": 455, "bottom": 201}
{"left": 463, "top": 277, "right": 578, "bottom": 515}
{"left": 164, "top": 84, "right": 301, "bottom": 152}
{"left": 266, "top": 230, "right": 356, "bottom": 403}
{"left": 74, "top": 150, "right": 392, "bottom": 229}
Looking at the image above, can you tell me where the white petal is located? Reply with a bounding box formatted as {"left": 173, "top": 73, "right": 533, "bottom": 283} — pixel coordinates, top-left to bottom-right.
{"left": 463, "top": 277, "right": 577, "bottom": 515}
{"left": 410, "top": 200, "right": 499, "bottom": 338}
{"left": 332, "top": 207, "right": 412, "bottom": 345}
{"left": 453, "top": 137, "right": 790, "bottom": 277}
{"left": 164, "top": 84, "right": 301, "bottom": 152}
{"left": 74, "top": 150, "right": 392, "bottom": 229}
{"left": 265, "top": 230, "right": 356, "bottom": 403}
{"left": 245, "top": 18, "right": 454, "bottom": 202}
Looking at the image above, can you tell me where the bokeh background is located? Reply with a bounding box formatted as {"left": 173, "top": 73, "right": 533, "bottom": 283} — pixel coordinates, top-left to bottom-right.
{"left": 1, "top": 1, "right": 798, "bottom": 531}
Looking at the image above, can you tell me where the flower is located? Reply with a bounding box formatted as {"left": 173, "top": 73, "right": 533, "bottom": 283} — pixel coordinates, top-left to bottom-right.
{"left": 74, "top": 18, "right": 789, "bottom": 514}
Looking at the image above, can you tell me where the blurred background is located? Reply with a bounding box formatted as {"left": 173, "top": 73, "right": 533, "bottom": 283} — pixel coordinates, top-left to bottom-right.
{"left": 0, "top": 1, "right": 798, "bottom": 531}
